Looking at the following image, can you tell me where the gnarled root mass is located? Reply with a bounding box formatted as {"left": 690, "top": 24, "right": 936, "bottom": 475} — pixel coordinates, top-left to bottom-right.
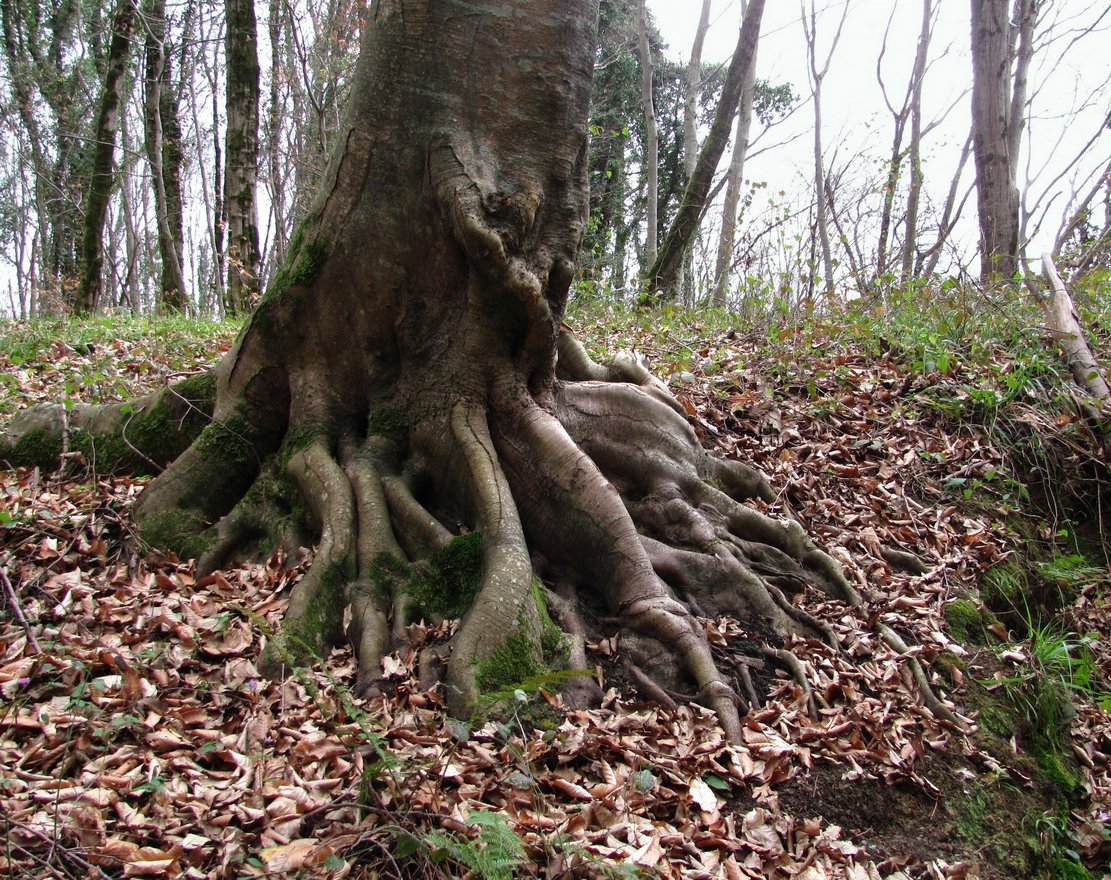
{"left": 0, "top": 0, "right": 958, "bottom": 741}
{"left": 0, "top": 329, "right": 957, "bottom": 740}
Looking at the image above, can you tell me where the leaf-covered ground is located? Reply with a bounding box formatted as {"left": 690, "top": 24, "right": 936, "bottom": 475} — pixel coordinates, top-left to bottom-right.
{"left": 1, "top": 301, "right": 1109, "bottom": 880}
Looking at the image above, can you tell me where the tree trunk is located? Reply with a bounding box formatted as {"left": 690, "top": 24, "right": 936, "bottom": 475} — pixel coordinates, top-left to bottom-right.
{"left": 899, "top": 0, "right": 933, "bottom": 284}
{"left": 801, "top": 0, "right": 848, "bottom": 303}
{"left": 970, "top": 0, "right": 1021, "bottom": 282}
{"left": 636, "top": 0, "right": 658, "bottom": 267}
{"left": 645, "top": 0, "right": 766, "bottom": 303}
{"left": 3, "top": 0, "right": 959, "bottom": 740}
{"left": 73, "top": 0, "right": 135, "bottom": 315}
{"left": 223, "top": 0, "right": 261, "bottom": 315}
{"left": 265, "top": 0, "right": 289, "bottom": 274}
{"left": 711, "top": 0, "right": 755, "bottom": 307}
{"left": 681, "top": 0, "right": 711, "bottom": 303}
{"left": 144, "top": 0, "right": 188, "bottom": 312}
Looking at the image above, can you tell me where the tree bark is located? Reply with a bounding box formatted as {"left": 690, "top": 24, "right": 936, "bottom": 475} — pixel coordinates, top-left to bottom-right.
{"left": 899, "top": 0, "right": 933, "bottom": 284}
{"left": 801, "top": 0, "right": 849, "bottom": 303}
{"left": 645, "top": 0, "right": 766, "bottom": 303}
{"left": 73, "top": 0, "right": 136, "bottom": 315}
{"left": 223, "top": 0, "right": 262, "bottom": 315}
{"left": 144, "top": 0, "right": 188, "bottom": 312}
{"left": 970, "top": 0, "right": 1022, "bottom": 282}
{"left": 680, "top": 0, "right": 711, "bottom": 303}
{"left": 636, "top": 0, "right": 658, "bottom": 267}
{"left": 711, "top": 0, "right": 756, "bottom": 307}
{"left": 3, "top": 0, "right": 958, "bottom": 739}
{"left": 265, "top": 0, "right": 289, "bottom": 274}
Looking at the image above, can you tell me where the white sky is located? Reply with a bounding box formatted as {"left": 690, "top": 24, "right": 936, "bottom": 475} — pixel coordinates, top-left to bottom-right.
{"left": 645, "top": 0, "right": 1111, "bottom": 273}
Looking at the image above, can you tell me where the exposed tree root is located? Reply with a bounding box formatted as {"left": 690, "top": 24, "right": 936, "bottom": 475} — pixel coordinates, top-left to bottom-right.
{"left": 0, "top": 328, "right": 963, "bottom": 739}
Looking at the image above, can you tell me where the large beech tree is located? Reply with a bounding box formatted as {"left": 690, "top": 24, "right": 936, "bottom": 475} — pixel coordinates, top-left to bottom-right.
{"left": 0, "top": 0, "right": 954, "bottom": 740}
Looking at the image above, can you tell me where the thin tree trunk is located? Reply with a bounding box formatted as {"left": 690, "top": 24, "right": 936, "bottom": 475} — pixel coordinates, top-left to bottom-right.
{"left": 899, "top": 0, "right": 934, "bottom": 283}
{"left": 223, "top": 0, "right": 261, "bottom": 315}
{"left": 645, "top": 0, "right": 766, "bottom": 303}
{"left": 636, "top": 0, "right": 658, "bottom": 268}
{"left": 711, "top": 0, "right": 755, "bottom": 307}
{"left": 0, "top": 0, "right": 52, "bottom": 300}
{"left": 802, "top": 0, "right": 849, "bottom": 302}
{"left": 266, "top": 0, "right": 288, "bottom": 273}
{"left": 681, "top": 0, "right": 711, "bottom": 304}
{"left": 872, "top": 7, "right": 907, "bottom": 292}
{"left": 920, "top": 133, "right": 974, "bottom": 278}
{"left": 74, "top": 0, "right": 136, "bottom": 315}
{"left": 970, "top": 0, "right": 1022, "bottom": 282}
{"left": 144, "top": 0, "right": 189, "bottom": 312}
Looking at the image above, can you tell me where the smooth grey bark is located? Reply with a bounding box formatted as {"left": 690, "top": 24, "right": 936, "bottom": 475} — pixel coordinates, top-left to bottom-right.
{"left": 970, "top": 0, "right": 1035, "bottom": 282}
{"left": 74, "top": 0, "right": 136, "bottom": 315}
{"left": 801, "top": 0, "right": 849, "bottom": 303}
{"left": 144, "top": 0, "right": 188, "bottom": 312}
{"left": 265, "top": 0, "right": 288, "bottom": 273}
{"left": 636, "top": 0, "right": 658, "bottom": 266}
{"left": 223, "top": 0, "right": 261, "bottom": 315}
{"left": 645, "top": 0, "right": 766, "bottom": 302}
{"left": 899, "top": 0, "right": 933, "bottom": 283}
{"left": 711, "top": 0, "right": 756, "bottom": 307}
{"left": 680, "top": 0, "right": 711, "bottom": 303}
{"left": 871, "top": 0, "right": 934, "bottom": 291}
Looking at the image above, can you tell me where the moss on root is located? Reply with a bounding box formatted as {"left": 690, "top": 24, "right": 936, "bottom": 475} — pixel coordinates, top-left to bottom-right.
{"left": 138, "top": 508, "right": 215, "bottom": 561}
{"left": 9, "top": 428, "right": 63, "bottom": 470}
{"left": 473, "top": 578, "right": 568, "bottom": 695}
{"left": 408, "top": 532, "right": 484, "bottom": 619}
{"left": 193, "top": 416, "right": 256, "bottom": 469}
{"left": 3, "top": 372, "right": 216, "bottom": 475}
{"left": 265, "top": 559, "right": 352, "bottom": 670}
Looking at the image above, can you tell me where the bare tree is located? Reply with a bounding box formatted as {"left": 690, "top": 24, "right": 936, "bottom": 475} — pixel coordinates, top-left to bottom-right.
{"left": 970, "top": 0, "right": 1036, "bottom": 282}
{"left": 680, "top": 0, "right": 711, "bottom": 302}
{"left": 74, "top": 0, "right": 137, "bottom": 315}
{"left": 711, "top": 0, "right": 757, "bottom": 307}
{"left": 645, "top": 0, "right": 766, "bottom": 302}
{"left": 223, "top": 0, "right": 262, "bottom": 315}
{"left": 143, "top": 0, "right": 188, "bottom": 312}
{"left": 636, "top": 0, "right": 658, "bottom": 266}
{"left": 800, "top": 0, "right": 849, "bottom": 301}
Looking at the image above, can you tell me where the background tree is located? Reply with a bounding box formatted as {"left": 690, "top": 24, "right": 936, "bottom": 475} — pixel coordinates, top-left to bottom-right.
{"left": 970, "top": 0, "right": 1036, "bottom": 282}
{"left": 143, "top": 0, "right": 188, "bottom": 312}
{"left": 635, "top": 0, "right": 659, "bottom": 266}
{"left": 222, "top": 0, "right": 261, "bottom": 315}
{"left": 645, "top": 0, "right": 766, "bottom": 301}
{"left": 74, "top": 0, "right": 137, "bottom": 315}
{"left": 800, "top": 0, "right": 848, "bottom": 303}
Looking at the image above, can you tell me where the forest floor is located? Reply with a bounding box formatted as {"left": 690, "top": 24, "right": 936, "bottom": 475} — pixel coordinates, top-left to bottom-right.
{"left": 0, "top": 292, "right": 1109, "bottom": 880}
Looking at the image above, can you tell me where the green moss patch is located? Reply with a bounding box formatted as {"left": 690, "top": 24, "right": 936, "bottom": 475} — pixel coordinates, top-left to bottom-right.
{"left": 137, "top": 507, "right": 214, "bottom": 562}
{"left": 944, "top": 598, "right": 991, "bottom": 644}
{"left": 473, "top": 579, "right": 568, "bottom": 697}
{"left": 408, "top": 532, "right": 484, "bottom": 619}
{"left": 10, "top": 428, "right": 63, "bottom": 469}
{"left": 265, "top": 559, "right": 352, "bottom": 670}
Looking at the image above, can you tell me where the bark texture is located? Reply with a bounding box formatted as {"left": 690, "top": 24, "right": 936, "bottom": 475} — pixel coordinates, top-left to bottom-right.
{"left": 223, "top": 0, "right": 262, "bottom": 315}
{"left": 73, "top": 0, "right": 136, "bottom": 315}
{"left": 970, "top": 0, "right": 1023, "bottom": 282}
{"left": 636, "top": 0, "right": 658, "bottom": 266}
{"left": 1, "top": 0, "right": 955, "bottom": 739}
{"left": 144, "top": 0, "right": 188, "bottom": 312}
{"left": 645, "top": 0, "right": 765, "bottom": 303}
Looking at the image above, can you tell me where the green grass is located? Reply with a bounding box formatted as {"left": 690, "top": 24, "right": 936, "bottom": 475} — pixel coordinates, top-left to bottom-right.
{"left": 0, "top": 315, "right": 239, "bottom": 422}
